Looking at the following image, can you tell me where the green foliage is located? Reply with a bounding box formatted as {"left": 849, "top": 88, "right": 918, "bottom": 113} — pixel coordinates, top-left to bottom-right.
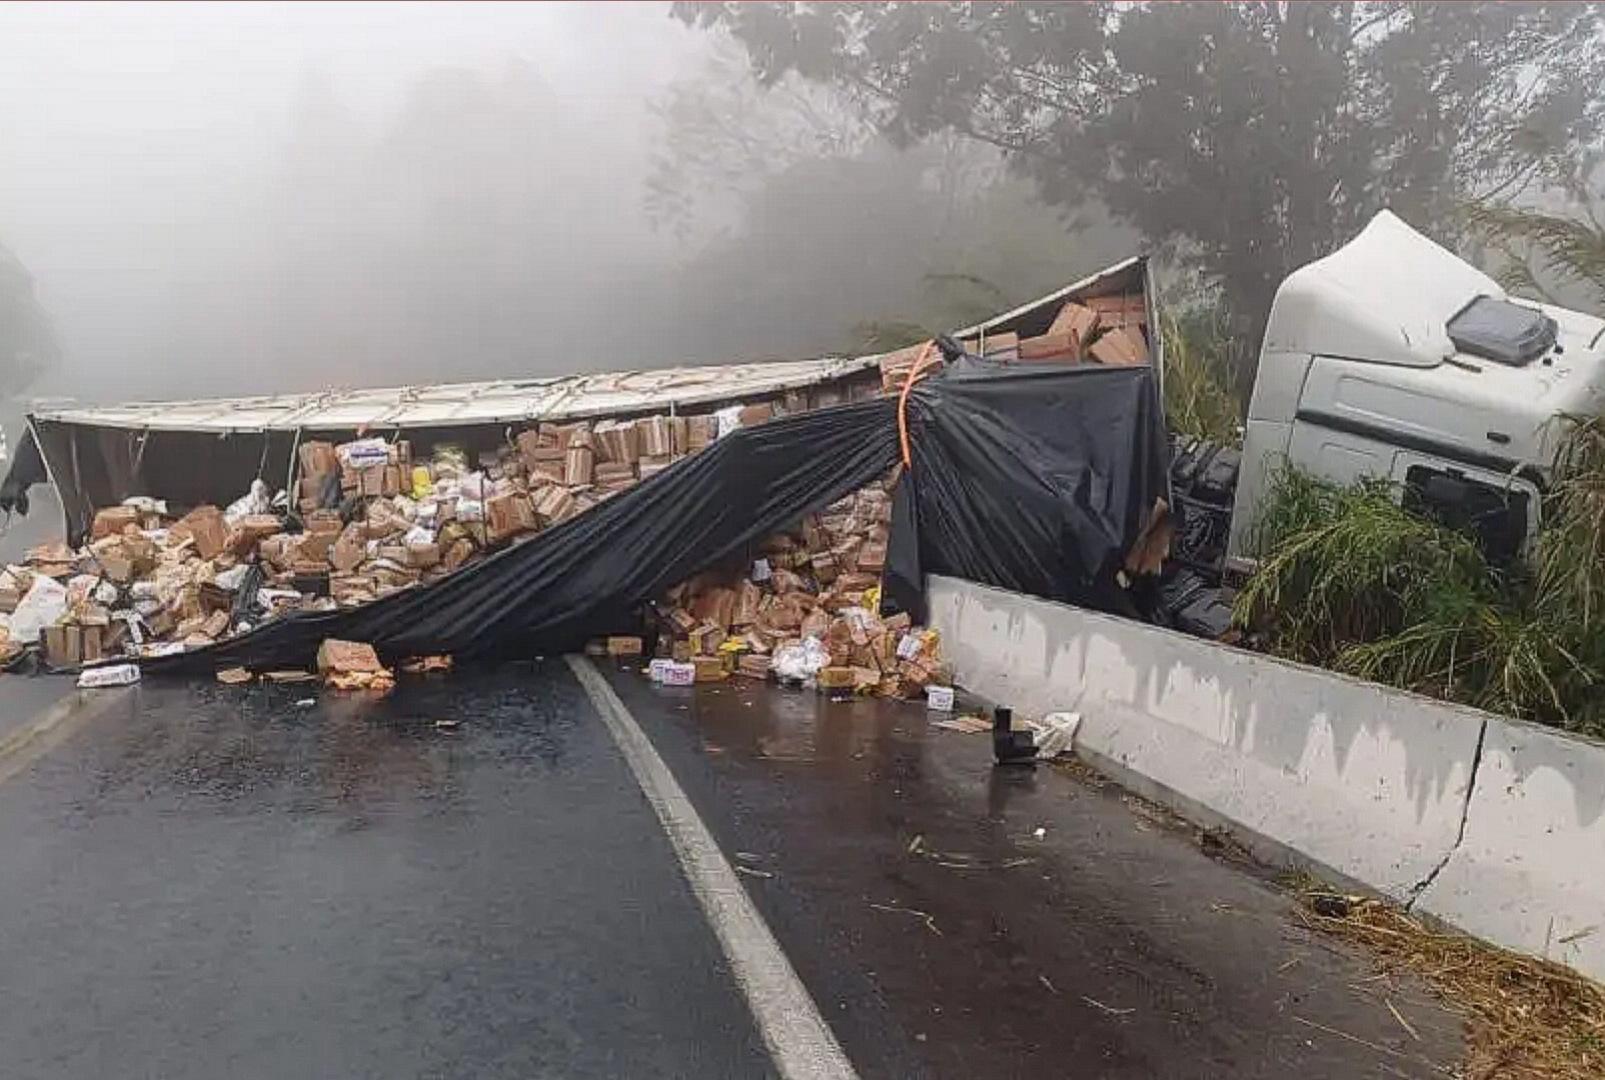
{"left": 1465, "top": 197, "right": 1605, "bottom": 309}
{"left": 1237, "top": 431, "right": 1605, "bottom": 736}
{"left": 1158, "top": 302, "right": 1242, "bottom": 446}
{"left": 680, "top": 2, "right": 1605, "bottom": 348}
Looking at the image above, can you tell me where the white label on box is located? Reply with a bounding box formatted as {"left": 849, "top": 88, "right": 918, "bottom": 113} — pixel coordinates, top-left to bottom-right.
{"left": 896, "top": 633, "right": 921, "bottom": 660}
{"left": 661, "top": 662, "right": 696, "bottom": 686}
{"left": 925, "top": 685, "right": 955, "bottom": 712}
{"left": 751, "top": 558, "right": 772, "bottom": 583}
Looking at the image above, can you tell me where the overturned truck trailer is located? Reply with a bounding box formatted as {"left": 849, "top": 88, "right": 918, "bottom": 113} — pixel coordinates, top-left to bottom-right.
{"left": 0, "top": 257, "right": 1169, "bottom": 674}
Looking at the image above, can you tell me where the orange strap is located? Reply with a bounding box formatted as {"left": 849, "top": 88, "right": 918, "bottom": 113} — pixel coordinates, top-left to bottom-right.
{"left": 897, "top": 340, "right": 939, "bottom": 468}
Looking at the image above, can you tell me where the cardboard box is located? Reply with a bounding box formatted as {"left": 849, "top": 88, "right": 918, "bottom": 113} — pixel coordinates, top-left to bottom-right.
{"left": 1018, "top": 330, "right": 1081, "bottom": 363}
{"left": 172, "top": 505, "right": 228, "bottom": 559}
{"left": 1084, "top": 293, "right": 1146, "bottom": 329}
{"left": 690, "top": 654, "right": 727, "bottom": 682}
{"left": 91, "top": 505, "right": 139, "bottom": 540}
{"left": 736, "top": 653, "right": 771, "bottom": 679}
{"left": 637, "top": 415, "right": 674, "bottom": 458}
{"left": 607, "top": 635, "right": 644, "bottom": 657}
{"left": 564, "top": 446, "right": 594, "bottom": 486}
{"left": 298, "top": 440, "right": 339, "bottom": 477}
{"left": 817, "top": 666, "right": 857, "bottom": 689}
{"left": 1088, "top": 326, "right": 1149, "bottom": 366}
{"left": 317, "top": 638, "right": 383, "bottom": 674}
{"left": 405, "top": 541, "right": 440, "bottom": 568}
{"left": 43, "top": 623, "right": 76, "bottom": 667}
{"left": 1048, "top": 301, "right": 1101, "bottom": 342}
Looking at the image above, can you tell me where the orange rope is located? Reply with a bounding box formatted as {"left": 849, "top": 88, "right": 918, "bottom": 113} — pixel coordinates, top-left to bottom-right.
{"left": 897, "top": 340, "right": 939, "bottom": 468}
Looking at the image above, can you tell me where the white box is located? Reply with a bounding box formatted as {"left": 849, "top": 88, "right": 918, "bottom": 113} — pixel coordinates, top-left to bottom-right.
{"left": 925, "top": 685, "right": 955, "bottom": 711}
{"left": 660, "top": 661, "right": 696, "bottom": 687}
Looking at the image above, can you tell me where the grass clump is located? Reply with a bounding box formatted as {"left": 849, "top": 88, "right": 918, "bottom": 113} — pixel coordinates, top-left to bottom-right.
{"left": 1236, "top": 416, "right": 1605, "bottom": 736}
{"left": 1159, "top": 303, "right": 1242, "bottom": 446}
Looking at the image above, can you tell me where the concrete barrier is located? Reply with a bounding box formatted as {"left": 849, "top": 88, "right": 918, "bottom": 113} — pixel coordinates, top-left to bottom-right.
{"left": 1416, "top": 717, "right": 1605, "bottom": 981}
{"left": 926, "top": 575, "right": 1485, "bottom": 901}
{"left": 928, "top": 574, "right": 1605, "bottom": 984}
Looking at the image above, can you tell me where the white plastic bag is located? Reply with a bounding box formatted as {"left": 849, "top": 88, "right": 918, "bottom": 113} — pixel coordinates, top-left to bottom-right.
{"left": 772, "top": 636, "right": 829, "bottom": 681}
{"left": 224, "top": 478, "right": 271, "bottom": 525}
{"left": 213, "top": 563, "right": 250, "bottom": 591}
{"left": 1030, "top": 712, "right": 1082, "bottom": 758}
{"left": 10, "top": 575, "right": 67, "bottom": 643}
{"left": 715, "top": 405, "right": 744, "bottom": 439}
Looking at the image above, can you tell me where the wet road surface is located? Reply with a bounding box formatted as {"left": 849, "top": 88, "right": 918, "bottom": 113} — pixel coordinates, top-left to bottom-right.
{"left": 0, "top": 658, "right": 1463, "bottom": 1078}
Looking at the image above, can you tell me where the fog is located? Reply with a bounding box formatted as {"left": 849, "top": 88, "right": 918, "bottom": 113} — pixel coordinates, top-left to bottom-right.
{"left": 0, "top": 2, "right": 1116, "bottom": 408}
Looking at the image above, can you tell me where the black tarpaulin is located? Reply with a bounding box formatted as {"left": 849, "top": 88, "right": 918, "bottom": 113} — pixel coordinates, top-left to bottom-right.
{"left": 884, "top": 359, "right": 1170, "bottom": 622}
{"left": 139, "top": 362, "right": 1168, "bottom": 675}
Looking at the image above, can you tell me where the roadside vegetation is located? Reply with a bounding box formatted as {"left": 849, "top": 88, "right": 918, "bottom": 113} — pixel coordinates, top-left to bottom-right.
{"left": 1235, "top": 416, "right": 1605, "bottom": 738}
{"left": 1158, "top": 300, "right": 1243, "bottom": 446}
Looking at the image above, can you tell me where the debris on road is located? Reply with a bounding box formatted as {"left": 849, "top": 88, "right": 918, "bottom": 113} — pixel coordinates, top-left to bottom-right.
{"left": 75, "top": 662, "right": 140, "bottom": 688}
{"left": 215, "top": 666, "right": 252, "bottom": 685}
{"left": 316, "top": 639, "right": 395, "bottom": 692}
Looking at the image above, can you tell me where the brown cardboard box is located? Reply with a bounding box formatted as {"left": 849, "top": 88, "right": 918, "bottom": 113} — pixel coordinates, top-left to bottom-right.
{"left": 688, "top": 621, "right": 726, "bottom": 655}
{"left": 606, "top": 635, "right": 644, "bottom": 657}
{"left": 43, "top": 624, "right": 76, "bottom": 667}
{"left": 1018, "top": 330, "right": 1081, "bottom": 363}
{"left": 738, "top": 402, "right": 775, "bottom": 428}
{"left": 298, "top": 440, "right": 339, "bottom": 477}
{"left": 1088, "top": 325, "right": 1149, "bottom": 366}
{"left": 172, "top": 505, "right": 228, "bottom": 559}
{"left": 737, "top": 653, "right": 771, "bottom": 679}
{"left": 317, "top": 638, "right": 383, "bottom": 674}
{"left": 1048, "top": 301, "right": 1101, "bottom": 342}
{"left": 1084, "top": 293, "right": 1146, "bottom": 329}
{"left": 533, "top": 484, "right": 576, "bottom": 522}
{"left": 382, "top": 464, "right": 403, "bottom": 497}
{"left": 405, "top": 541, "right": 440, "bottom": 568}
{"left": 855, "top": 540, "right": 887, "bottom": 573}
{"left": 564, "top": 446, "right": 594, "bottom": 486}
{"left": 637, "top": 415, "right": 674, "bottom": 458}
{"left": 732, "top": 580, "right": 762, "bottom": 626}
{"left": 359, "top": 467, "right": 385, "bottom": 497}
{"left": 91, "top": 505, "right": 139, "bottom": 540}
{"left": 817, "top": 666, "right": 857, "bottom": 689}
{"left": 669, "top": 416, "right": 691, "bottom": 456}
{"left": 691, "top": 654, "right": 727, "bottom": 682}
{"left": 330, "top": 525, "right": 367, "bottom": 573}
{"left": 686, "top": 415, "right": 716, "bottom": 450}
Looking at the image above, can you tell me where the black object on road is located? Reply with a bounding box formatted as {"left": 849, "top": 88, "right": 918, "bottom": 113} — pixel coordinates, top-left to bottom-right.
{"left": 992, "top": 705, "right": 1038, "bottom": 766}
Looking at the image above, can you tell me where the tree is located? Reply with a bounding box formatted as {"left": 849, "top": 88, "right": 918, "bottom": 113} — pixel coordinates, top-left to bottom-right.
{"left": 0, "top": 242, "right": 58, "bottom": 398}
{"left": 1466, "top": 157, "right": 1605, "bottom": 310}
{"left": 677, "top": 2, "right": 1605, "bottom": 373}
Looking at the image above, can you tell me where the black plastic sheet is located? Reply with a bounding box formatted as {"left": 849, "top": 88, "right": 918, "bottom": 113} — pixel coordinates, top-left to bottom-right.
{"left": 141, "top": 362, "right": 1167, "bottom": 675}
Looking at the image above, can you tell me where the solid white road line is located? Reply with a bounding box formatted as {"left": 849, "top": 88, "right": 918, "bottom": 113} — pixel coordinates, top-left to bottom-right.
{"left": 567, "top": 656, "right": 859, "bottom": 1080}
{"left": 0, "top": 687, "right": 134, "bottom": 786}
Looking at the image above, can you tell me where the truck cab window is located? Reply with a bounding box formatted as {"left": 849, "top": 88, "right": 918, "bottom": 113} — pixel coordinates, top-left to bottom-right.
{"left": 1400, "top": 465, "right": 1530, "bottom": 564}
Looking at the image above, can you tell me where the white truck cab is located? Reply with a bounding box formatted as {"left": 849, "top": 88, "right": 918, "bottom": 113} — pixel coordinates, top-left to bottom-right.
{"left": 1226, "top": 210, "right": 1605, "bottom": 565}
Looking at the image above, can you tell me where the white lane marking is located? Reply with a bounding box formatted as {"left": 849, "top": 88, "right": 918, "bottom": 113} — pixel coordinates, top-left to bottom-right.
{"left": 0, "top": 687, "right": 134, "bottom": 786}
{"left": 567, "top": 656, "right": 858, "bottom": 1080}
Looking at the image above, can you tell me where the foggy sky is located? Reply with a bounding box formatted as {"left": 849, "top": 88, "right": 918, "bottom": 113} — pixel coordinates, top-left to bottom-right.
{"left": 0, "top": 2, "right": 713, "bottom": 403}
{"left": 0, "top": 2, "right": 1109, "bottom": 410}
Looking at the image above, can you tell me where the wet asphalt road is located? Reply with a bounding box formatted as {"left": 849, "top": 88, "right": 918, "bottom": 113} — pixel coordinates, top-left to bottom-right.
{"left": 0, "top": 658, "right": 1463, "bottom": 1078}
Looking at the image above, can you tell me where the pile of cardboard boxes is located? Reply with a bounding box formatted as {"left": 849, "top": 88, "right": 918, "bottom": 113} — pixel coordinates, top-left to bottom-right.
{"left": 2, "top": 404, "right": 786, "bottom": 668}
{"left": 878, "top": 291, "right": 1151, "bottom": 390}
{"left": 634, "top": 473, "right": 950, "bottom": 699}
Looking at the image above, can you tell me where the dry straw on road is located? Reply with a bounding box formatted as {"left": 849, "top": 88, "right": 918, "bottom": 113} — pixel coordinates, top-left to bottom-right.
{"left": 1296, "top": 890, "right": 1605, "bottom": 1079}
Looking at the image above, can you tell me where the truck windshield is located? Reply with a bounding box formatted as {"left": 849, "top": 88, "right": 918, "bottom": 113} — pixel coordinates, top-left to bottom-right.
{"left": 1446, "top": 295, "right": 1557, "bottom": 366}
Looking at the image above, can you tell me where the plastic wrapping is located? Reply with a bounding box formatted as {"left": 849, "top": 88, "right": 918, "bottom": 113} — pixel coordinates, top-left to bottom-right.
{"left": 136, "top": 362, "right": 1167, "bottom": 675}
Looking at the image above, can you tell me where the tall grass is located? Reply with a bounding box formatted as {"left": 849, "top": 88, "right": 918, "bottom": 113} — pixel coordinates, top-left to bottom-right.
{"left": 1237, "top": 418, "right": 1605, "bottom": 736}
{"left": 1159, "top": 305, "right": 1242, "bottom": 446}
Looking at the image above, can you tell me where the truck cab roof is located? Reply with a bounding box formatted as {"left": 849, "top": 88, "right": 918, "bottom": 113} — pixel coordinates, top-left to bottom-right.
{"left": 1261, "top": 210, "right": 1605, "bottom": 470}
